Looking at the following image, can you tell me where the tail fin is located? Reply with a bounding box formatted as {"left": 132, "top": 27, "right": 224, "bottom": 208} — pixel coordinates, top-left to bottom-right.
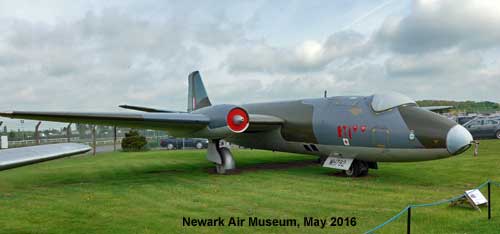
{"left": 187, "top": 71, "right": 212, "bottom": 112}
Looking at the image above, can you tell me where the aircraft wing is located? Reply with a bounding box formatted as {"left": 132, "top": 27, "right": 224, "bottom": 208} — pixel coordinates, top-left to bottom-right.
{"left": 0, "top": 111, "right": 283, "bottom": 135}
{"left": 422, "top": 106, "right": 454, "bottom": 112}
{"left": 0, "top": 143, "right": 91, "bottom": 171}
{"left": 0, "top": 111, "right": 210, "bottom": 135}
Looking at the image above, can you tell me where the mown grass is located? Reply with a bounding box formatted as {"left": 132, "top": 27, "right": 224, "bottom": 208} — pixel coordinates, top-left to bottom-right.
{"left": 0, "top": 140, "right": 499, "bottom": 234}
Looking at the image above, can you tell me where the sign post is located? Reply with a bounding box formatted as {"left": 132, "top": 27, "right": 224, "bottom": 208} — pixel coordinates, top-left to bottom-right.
{"left": 488, "top": 181, "right": 491, "bottom": 220}
{"left": 407, "top": 206, "right": 411, "bottom": 234}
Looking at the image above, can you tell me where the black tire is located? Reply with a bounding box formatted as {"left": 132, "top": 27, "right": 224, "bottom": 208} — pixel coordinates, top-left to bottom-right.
{"left": 195, "top": 142, "right": 203, "bottom": 149}
{"left": 496, "top": 130, "right": 500, "bottom": 139}
{"left": 343, "top": 160, "right": 369, "bottom": 177}
{"left": 167, "top": 143, "right": 174, "bottom": 150}
{"left": 344, "top": 167, "right": 356, "bottom": 177}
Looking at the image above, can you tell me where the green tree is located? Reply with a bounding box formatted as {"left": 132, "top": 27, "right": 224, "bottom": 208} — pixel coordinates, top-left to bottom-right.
{"left": 8, "top": 131, "right": 16, "bottom": 140}
{"left": 121, "top": 130, "right": 148, "bottom": 152}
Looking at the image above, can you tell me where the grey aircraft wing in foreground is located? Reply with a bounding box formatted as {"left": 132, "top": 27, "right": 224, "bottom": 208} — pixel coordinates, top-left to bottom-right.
{"left": 0, "top": 71, "right": 474, "bottom": 176}
{"left": 0, "top": 143, "right": 91, "bottom": 171}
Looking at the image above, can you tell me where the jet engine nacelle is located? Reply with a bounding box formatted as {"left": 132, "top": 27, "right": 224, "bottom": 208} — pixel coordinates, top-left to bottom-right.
{"left": 193, "top": 104, "right": 249, "bottom": 138}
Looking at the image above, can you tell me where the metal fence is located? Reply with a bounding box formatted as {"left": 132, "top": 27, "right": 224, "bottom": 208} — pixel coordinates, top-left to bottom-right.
{"left": 365, "top": 179, "right": 498, "bottom": 234}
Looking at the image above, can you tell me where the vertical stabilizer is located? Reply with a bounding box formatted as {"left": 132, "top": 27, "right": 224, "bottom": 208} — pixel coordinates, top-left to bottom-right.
{"left": 188, "top": 71, "right": 212, "bottom": 112}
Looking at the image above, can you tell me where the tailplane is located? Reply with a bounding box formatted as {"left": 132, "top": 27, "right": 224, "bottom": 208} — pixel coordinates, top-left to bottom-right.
{"left": 187, "top": 71, "right": 212, "bottom": 112}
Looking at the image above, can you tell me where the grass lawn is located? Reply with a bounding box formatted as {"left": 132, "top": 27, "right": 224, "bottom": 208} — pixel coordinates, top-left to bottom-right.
{"left": 1, "top": 140, "right": 500, "bottom": 233}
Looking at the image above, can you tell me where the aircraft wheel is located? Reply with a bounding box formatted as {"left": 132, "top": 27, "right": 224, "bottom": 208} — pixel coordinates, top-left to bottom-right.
{"left": 215, "top": 147, "right": 236, "bottom": 174}
{"left": 167, "top": 143, "right": 174, "bottom": 150}
{"left": 344, "top": 160, "right": 368, "bottom": 177}
{"left": 195, "top": 142, "right": 203, "bottom": 149}
{"left": 496, "top": 130, "right": 500, "bottom": 139}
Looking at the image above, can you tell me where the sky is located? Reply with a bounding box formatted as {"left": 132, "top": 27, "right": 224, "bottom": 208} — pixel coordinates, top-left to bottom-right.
{"left": 0, "top": 0, "right": 499, "bottom": 130}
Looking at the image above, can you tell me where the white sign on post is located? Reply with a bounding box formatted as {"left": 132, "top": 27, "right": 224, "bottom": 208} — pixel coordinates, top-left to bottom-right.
{"left": 465, "top": 189, "right": 488, "bottom": 206}
{"left": 1, "top": 136, "right": 8, "bottom": 149}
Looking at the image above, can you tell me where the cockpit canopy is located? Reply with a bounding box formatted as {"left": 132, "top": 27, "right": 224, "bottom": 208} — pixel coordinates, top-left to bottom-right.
{"left": 371, "top": 92, "right": 417, "bottom": 112}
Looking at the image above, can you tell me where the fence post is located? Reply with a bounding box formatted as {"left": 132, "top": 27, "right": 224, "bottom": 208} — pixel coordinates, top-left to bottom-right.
{"left": 407, "top": 206, "right": 411, "bottom": 234}
{"left": 66, "top": 123, "right": 72, "bottom": 142}
{"left": 35, "top": 121, "right": 42, "bottom": 145}
{"left": 113, "top": 126, "right": 117, "bottom": 152}
{"left": 488, "top": 181, "right": 491, "bottom": 220}
{"left": 92, "top": 125, "right": 96, "bottom": 156}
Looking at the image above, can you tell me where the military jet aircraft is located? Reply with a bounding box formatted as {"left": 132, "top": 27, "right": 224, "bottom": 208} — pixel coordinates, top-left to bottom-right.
{"left": 0, "top": 71, "right": 473, "bottom": 176}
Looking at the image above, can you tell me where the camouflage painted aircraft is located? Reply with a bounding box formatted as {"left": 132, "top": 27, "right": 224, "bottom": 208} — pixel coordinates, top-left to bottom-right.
{"left": 0, "top": 71, "right": 473, "bottom": 176}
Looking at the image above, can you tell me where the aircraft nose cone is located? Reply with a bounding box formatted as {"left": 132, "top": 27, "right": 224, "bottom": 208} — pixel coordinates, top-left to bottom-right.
{"left": 446, "top": 124, "right": 473, "bottom": 155}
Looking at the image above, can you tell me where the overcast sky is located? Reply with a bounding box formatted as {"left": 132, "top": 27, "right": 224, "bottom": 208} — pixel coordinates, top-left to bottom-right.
{"left": 1, "top": 0, "right": 499, "bottom": 130}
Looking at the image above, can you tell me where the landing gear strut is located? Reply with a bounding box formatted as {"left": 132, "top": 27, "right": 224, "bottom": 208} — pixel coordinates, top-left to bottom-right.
{"left": 343, "top": 160, "right": 369, "bottom": 177}
{"left": 206, "top": 140, "right": 236, "bottom": 174}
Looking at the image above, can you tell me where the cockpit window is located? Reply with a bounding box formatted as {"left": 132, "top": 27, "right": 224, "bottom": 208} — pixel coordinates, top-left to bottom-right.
{"left": 371, "top": 92, "right": 417, "bottom": 112}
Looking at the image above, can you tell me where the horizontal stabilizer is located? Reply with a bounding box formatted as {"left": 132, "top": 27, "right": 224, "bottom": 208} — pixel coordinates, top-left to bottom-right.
{"left": 0, "top": 143, "right": 91, "bottom": 171}
{"left": 119, "top": 104, "right": 184, "bottom": 113}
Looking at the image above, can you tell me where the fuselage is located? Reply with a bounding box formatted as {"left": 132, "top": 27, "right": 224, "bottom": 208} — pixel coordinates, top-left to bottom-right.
{"left": 227, "top": 94, "right": 473, "bottom": 162}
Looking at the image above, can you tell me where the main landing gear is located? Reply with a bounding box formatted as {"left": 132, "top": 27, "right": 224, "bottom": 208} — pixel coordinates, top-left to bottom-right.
{"left": 206, "top": 140, "right": 235, "bottom": 174}
{"left": 343, "top": 160, "right": 378, "bottom": 177}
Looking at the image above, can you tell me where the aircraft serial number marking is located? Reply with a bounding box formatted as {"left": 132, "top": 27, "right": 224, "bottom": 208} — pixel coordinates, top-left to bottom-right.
{"left": 322, "top": 157, "right": 354, "bottom": 170}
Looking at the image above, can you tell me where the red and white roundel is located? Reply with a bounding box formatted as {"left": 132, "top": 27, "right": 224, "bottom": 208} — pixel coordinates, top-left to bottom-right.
{"left": 226, "top": 107, "right": 249, "bottom": 133}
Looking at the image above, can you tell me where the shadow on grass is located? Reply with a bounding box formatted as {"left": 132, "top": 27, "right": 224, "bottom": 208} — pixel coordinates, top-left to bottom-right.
{"left": 326, "top": 171, "right": 378, "bottom": 179}
{"left": 147, "top": 160, "right": 318, "bottom": 175}
{"left": 18, "top": 158, "right": 322, "bottom": 189}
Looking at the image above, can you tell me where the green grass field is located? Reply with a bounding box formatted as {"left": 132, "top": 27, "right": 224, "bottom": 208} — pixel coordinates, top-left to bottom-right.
{"left": 1, "top": 141, "right": 500, "bottom": 234}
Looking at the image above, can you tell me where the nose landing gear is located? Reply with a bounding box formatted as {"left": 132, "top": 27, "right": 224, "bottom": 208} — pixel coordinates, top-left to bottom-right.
{"left": 343, "top": 160, "right": 377, "bottom": 177}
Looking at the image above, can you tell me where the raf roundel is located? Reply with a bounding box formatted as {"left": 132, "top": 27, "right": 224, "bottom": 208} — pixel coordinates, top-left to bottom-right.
{"left": 226, "top": 107, "right": 250, "bottom": 133}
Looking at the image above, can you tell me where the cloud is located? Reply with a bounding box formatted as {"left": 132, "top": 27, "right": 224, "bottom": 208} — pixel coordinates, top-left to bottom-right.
{"left": 224, "top": 30, "right": 370, "bottom": 74}
{"left": 0, "top": 8, "right": 235, "bottom": 112}
{"left": 376, "top": 0, "right": 500, "bottom": 53}
{"left": 385, "top": 49, "right": 483, "bottom": 77}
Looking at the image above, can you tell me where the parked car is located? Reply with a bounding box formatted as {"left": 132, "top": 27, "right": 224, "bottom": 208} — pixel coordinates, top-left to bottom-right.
{"left": 456, "top": 116, "right": 476, "bottom": 125}
{"left": 160, "top": 137, "right": 209, "bottom": 149}
{"left": 463, "top": 117, "right": 500, "bottom": 139}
